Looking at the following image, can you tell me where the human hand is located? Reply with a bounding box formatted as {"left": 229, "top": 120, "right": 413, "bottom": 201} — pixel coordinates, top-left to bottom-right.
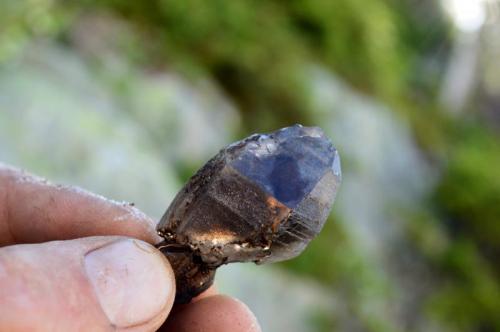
{"left": 0, "top": 164, "right": 261, "bottom": 332}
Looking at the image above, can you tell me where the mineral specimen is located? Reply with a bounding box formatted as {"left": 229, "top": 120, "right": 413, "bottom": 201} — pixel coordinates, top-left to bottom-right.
{"left": 156, "top": 124, "right": 341, "bottom": 303}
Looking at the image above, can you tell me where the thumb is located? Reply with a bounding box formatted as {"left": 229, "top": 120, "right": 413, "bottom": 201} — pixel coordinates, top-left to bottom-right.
{"left": 0, "top": 236, "right": 175, "bottom": 332}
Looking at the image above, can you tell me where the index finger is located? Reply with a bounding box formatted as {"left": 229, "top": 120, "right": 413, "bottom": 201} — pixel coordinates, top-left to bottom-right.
{"left": 0, "top": 163, "right": 160, "bottom": 246}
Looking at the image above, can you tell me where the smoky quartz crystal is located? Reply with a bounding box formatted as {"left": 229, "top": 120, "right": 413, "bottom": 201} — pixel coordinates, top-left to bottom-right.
{"left": 156, "top": 124, "right": 341, "bottom": 303}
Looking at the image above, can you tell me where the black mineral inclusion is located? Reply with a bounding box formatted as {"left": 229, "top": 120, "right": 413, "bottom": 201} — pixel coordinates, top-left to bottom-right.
{"left": 156, "top": 124, "right": 341, "bottom": 303}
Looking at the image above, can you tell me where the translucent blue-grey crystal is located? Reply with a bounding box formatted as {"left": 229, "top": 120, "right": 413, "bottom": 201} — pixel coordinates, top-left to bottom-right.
{"left": 230, "top": 125, "right": 341, "bottom": 208}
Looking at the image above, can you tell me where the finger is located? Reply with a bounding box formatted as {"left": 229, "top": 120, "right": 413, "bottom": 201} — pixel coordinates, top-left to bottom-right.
{"left": 0, "top": 164, "right": 159, "bottom": 246}
{"left": 0, "top": 236, "right": 175, "bottom": 332}
{"left": 160, "top": 295, "right": 261, "bottom": 332}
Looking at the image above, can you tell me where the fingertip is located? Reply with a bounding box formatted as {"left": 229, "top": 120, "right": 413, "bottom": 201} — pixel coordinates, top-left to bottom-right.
{"left": 0, "top": 237, "right": 177, "bottom": 332}
{"left": 84, "top": 238, "right": 176, "bottom": 329}
{"left": 161, "top": 295, "right": 261, "bottom": 332}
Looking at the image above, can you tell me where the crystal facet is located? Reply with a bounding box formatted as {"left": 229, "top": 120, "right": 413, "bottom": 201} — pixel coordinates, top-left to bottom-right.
{"left": 230, "top": 126, "right": 339, "bottom": 208}
{"left": 157, "top": 124, "right": 341, "bottom": 303}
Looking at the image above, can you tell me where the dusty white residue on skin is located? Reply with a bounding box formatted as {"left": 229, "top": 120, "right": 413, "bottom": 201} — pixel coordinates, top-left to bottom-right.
{"left": 64, "top": 186, "right": 158, "bottom": 234}
{"left": 5, "top": 165, "right": 153, "bottom": 225}
{"left": 64, "top": 186, "right": 152, "bottom": 224}
{"left": 1, "top": 165, "right": 160, "bottom": 247}
{"left": 113, "top": 214, "right": 130, "bottom": 222}
{"left": 61, "top": 185, "right": 116, "bottom": 204}
{"left": 0, "top": 163, "right": 16, "bottom": 173}
{"left": 9, "top": 168, "right": 51, "bottom": 186}
{"left": 112, "top": 207, "right": 150, "bottom": 223}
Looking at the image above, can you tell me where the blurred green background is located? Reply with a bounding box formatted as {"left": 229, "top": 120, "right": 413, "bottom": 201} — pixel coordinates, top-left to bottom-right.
{"left": 1, "top": 0, "right": 500, "bottom": 331}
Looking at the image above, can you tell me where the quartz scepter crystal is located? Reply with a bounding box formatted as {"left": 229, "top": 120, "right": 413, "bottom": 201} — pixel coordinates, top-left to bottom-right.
{"left": 156, "top": 124, "right": 341, "bottom": 303}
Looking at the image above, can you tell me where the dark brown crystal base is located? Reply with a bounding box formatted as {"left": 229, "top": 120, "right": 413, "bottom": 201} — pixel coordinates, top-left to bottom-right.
{"left": 156, "top": 242, "right": 216, "bottom": 304}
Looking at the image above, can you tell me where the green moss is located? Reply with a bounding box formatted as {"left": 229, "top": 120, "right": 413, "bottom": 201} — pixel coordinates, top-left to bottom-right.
{"left": 436, "top": 124, "right": 500, "bottom": 261}
{"left": 427, "top": 240, "right": 500, "bottom": 331}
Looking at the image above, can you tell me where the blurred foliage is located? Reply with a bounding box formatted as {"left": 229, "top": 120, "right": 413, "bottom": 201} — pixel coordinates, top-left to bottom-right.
{"left": 437, "top": 125, "right": 500, "bottom": 253}
{"left": 81, "top": 0, "right": 451, "bottom": 131}
{"left": 2, "top": 0, "right": 500, "bottom": 331}
{"left": 0, "top": 0, "right": 69, "bottom": 62}
{"left": 431, "top": 124, "right": 500, "bottom": 331}
{"left": 284, "top": 220, "right": 397, "bottom": 331}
